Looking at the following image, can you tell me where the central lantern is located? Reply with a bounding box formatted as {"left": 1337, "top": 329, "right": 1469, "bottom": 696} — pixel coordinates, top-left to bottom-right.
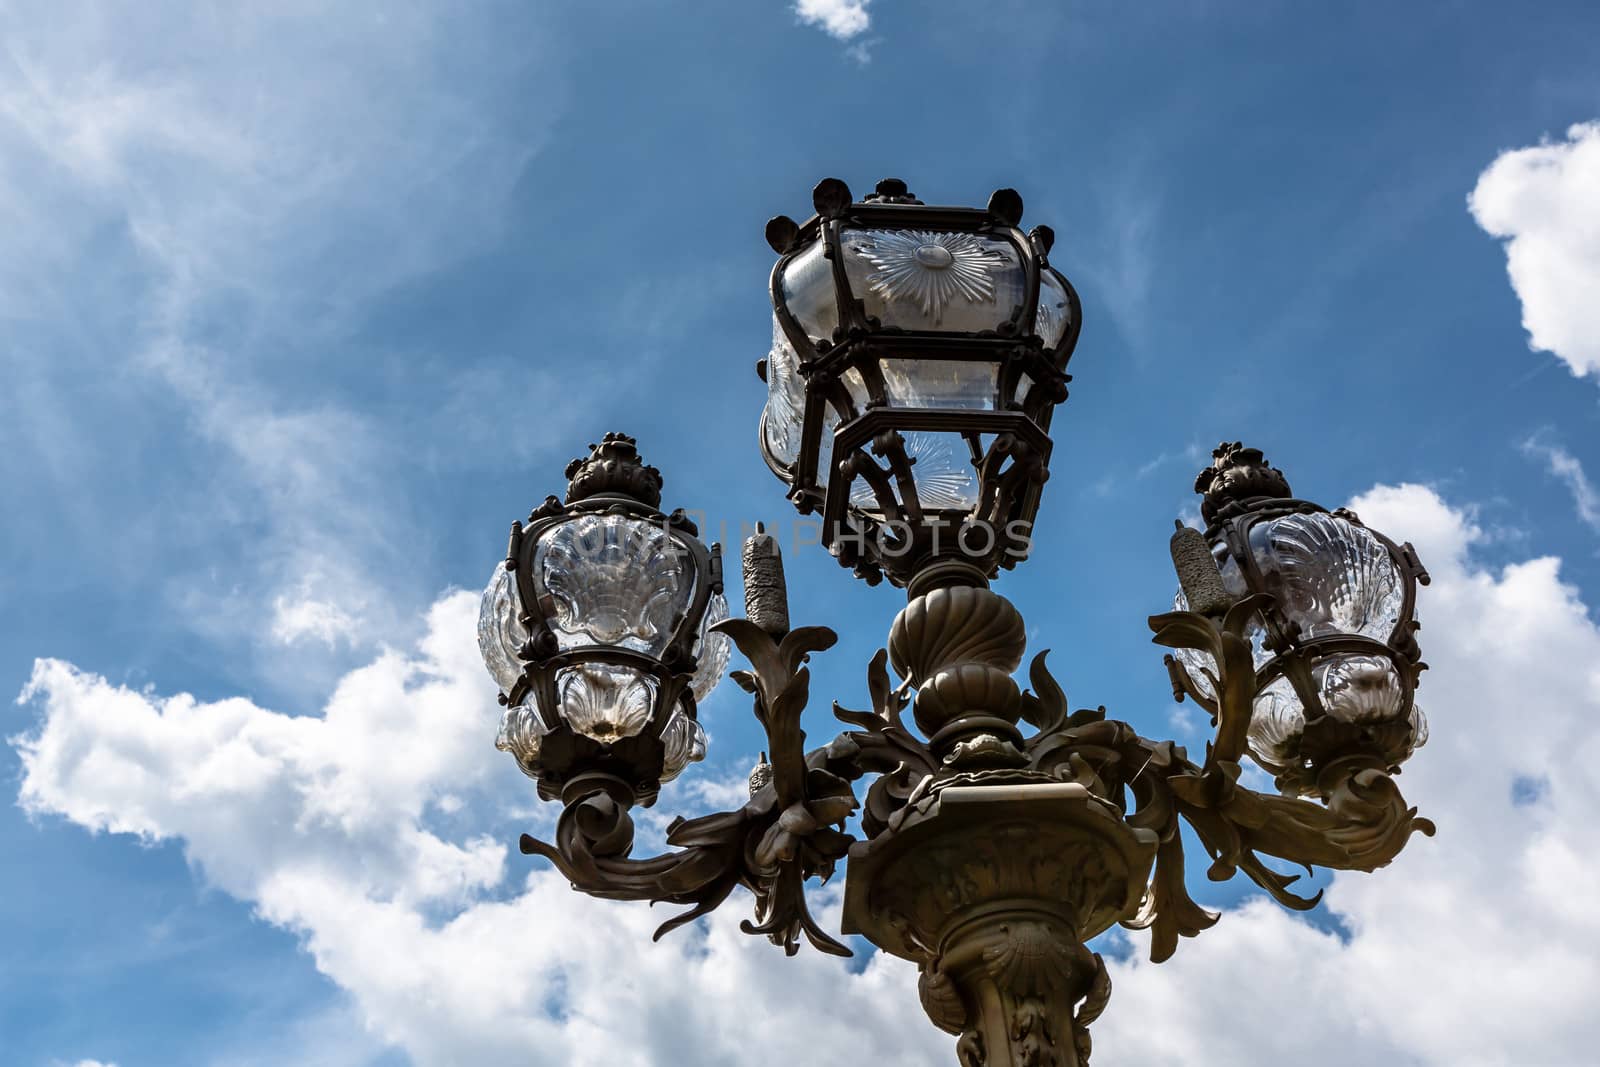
{"left": 760, "top": 177, "right": 1081, "bottom": 587}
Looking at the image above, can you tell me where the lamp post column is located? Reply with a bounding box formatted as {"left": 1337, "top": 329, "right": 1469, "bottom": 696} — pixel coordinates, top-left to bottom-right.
{"left": 841, "top": 573, "right": 1156, "bottom": 1067}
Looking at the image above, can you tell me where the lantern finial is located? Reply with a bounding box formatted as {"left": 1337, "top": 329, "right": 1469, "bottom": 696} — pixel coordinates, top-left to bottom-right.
{"left": 1194, "top": 441, "right": 1292, "bottom": 524}
{"left": 564, "top": 432, "right": 664, "bottom": 508}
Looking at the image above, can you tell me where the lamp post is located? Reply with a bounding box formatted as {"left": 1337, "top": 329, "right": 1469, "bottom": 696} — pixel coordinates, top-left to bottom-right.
{"left": 478, "top": 179, "right": 1434, "bottom": 1066}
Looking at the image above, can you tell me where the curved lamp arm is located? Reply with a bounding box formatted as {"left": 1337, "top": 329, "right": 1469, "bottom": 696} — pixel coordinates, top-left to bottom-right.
{"left": 520, "top": 620, "right": 862, "bottom": 957}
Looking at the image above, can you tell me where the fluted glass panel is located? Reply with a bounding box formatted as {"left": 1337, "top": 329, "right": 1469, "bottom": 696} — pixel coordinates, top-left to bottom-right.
{"left": 690, "top": 592, "right": 731, "bottom": 701}
{"left": 558, "top": 664, "right": 655, "bottom": 743}
{"left": 496, "top": 697, "right": 550, "bottom": 779}
{"left": 478, "top": 564, "right": 529, "bottom": 694}
{"left": 1247, "top": 676, "right": 1305, "bottom": 767}
{"left": 1245, "top": 512, "right": 1403, "bottom": 643}
{"left": 1035, "top": 269, "right": 1072, "bottom": 348}
{"left": 661, "top": 709, "right": 708, "bottom": 782}
{"left": 1013, "top": 371, "right": 1036, "bottom": 407}
{"left": 880, "top": 358, "right": 998, "bottom": 410}
{"left": 848, "top": 431, "right": 981, "bottom": 514}
{"left": 762, "top": 316, "right": 807, "bottom": 469}
{"left": 839, "top": 228, "right": 1025, "bottom": 332}
{"left": 840, "top": 366, "right": 870, "bottom": 418}
{"left": 779, "top": 241, "right": 839, "bottom": 343}
{"left": 535, "top": 515, "right": 694, "bottom": 656}
{"left": 1320, "top": 653, "right": 1405, "bottom": 724}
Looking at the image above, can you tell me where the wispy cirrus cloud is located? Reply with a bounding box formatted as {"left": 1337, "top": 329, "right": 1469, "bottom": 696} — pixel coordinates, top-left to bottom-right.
{"left": 1521, "top": 433, "right": 1600, "bottom": 534}
{"left": 0, "top": 6, "right": 563, "bottom": 669}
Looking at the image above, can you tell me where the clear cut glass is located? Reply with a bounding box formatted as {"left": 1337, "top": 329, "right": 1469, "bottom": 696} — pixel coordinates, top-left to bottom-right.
{"left": 689, "top": 591, "right": 731, "bottom": 701}
{"left": 660, "top": 708, "right": 708, "bottom": 782}
{"left": 535, "top": 515, "right": 694, "bottom": 656}
{"left": 1408, "top": 702, "right": 1428, "bottom": 753}
{"left": 762, "top": 316, "right": 807, "bottom": 470}
{"left": 1034, "top": 269, "right": 1073, "bottom": 348}
{"left": 839, "top": 366, "right": 870, "bottom": 417}
{"left": 779, "top": 241, "right": 840, "bottom": 343}
{"left": 1245, "top": 512, "right": 1403, "bottom": 643}
{"left": 1247, "top": 675, "right": 1306, "bottom": 767}
{"left": 496, "top": 697, "right": 550, "bottom": 779}
{"left": 478, "top": 564, "right": 529, "bottom": 694}
{"left": 879, "top": 358, "right": 999, "bottom": 410}
{"left": 558, "top": 664, "right": 656, "bottom": 743}
{"left": 848, "top": 431, "right": 981, "bottom": 514}
{"left": 1319, "top": 653, "right": 1406, "bottom": 724}
{"left": 840, "top": 229, "right": 1025, "bottom": 332}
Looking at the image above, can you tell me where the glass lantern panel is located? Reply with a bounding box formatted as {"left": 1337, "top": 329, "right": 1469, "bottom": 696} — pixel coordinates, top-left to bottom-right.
{"left": 840, "top": 366, "right": 870, "bottom": 417}
{"left": 536, "top": 515, "right": 695, "bottom": 656}
{"left": 478, "top": 564, "right": 529, "bottom": 694}
{"left": 661, "top": 707, "right": 708, "bottom": 782}
{"left": 1408, "top": 702, "right": 1428, "bottom": 754}
{"left": 1247, "top": 675, "right": 1305, "bottom": 768}
{"left": 1013, "top": 371, "right": 1035, "bottom": 407}
{"left": 689, "top": 591, "right": 731, "bottom": 701}
{"left": 557, "top": 663, "right": 656, "bottom": 743}
{"left": 1319, "top": 652, "right": 1406, "bottom": 725}
{"left": 879, "top": 358, "right": 999, "bottom": 410}
{"left": 846, "top": 430, "right": 983, "bottom": 515}
{"left": 762, "top": 316, "right": 807, "bottom": 470}
{"left": 1034, "top": 269, "right": 1073, "bottom": 349}
{"left": 1245, "top": 512, "right": 1403, "bottom": 643}
{"left": 839, "top": 228, "right": 1025, "bottom": 333}
{"left": 779, "top": 241, "right": 840, "bottom": 343}
{"left": 496, "top": 697, "right": 550, "bottom": 780}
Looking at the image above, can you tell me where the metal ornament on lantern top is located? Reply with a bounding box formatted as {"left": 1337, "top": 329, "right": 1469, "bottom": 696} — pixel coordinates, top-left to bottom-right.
{"left": 477, "top": 433, "right": 728, "bottom": 807}
{"left": 475, "top": 180, "right": 1440, "bottom": 1067}
{"left": 759, "top": 177, "right": 1082, "bottom": 587}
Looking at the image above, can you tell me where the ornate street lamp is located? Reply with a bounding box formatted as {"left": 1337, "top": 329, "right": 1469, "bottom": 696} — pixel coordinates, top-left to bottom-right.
{"left": 478, "top": 180, "right": 1435, "bottom": 1067}
{"left": 760, "top": 177, "right": 1078, "bottom": 586}
{"left": 478, "top": 433, "right": 729, "bottom": 809}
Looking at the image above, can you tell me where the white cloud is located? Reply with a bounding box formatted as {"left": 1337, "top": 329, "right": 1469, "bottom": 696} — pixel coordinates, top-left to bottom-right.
{"left": 796, "top": 0, "right": 873, "bottom": 41}
{"left": 0, "top": 7, "right": 559, "bottom": 654}
{"left": 1469, "top": 122, "right": 1600, "bottom": 379}
{"left": 12, "top": 590, "right": 946, "bottom": 1066}
{"left": 1522, "top": 434, "right": 1600, "bottom": 534}
{"left": 1099, "top": 483, "right": 1600, "bottom": 1064}
{"left": 16, "top": 483, "right": 1600, "bottom": 1064}
{"left": 272, "top": 590, "right": 362, "bottom": 647}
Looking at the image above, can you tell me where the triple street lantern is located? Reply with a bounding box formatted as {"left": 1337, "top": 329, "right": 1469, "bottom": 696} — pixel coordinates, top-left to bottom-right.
{"left": 477, "top": 179, "right": 1435, "bottom": 1067}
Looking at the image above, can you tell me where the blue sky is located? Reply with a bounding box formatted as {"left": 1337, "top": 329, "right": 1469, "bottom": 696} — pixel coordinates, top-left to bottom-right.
{"left": 5, "top": 2, "right": 1600, "bottom": 1064}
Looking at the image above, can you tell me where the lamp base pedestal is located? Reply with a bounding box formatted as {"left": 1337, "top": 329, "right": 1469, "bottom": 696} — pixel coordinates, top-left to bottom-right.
{"left": 842, "top": 781, "right": 1156, "bottom": 1066}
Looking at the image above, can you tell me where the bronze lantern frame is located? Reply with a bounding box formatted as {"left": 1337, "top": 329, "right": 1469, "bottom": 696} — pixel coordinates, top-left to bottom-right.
{"left": 482, "top": 182, "right": 1437, "bottom": 1067}
{"left": 760, "top": 177, "right": 1081, "bottom": 586}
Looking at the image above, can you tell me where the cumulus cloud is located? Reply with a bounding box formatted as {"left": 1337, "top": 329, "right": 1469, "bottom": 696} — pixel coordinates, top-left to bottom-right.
{"left": 13, "top": 591, "right": 945, "bottom": 1065}
{"left": 16, "top": 485, "right": 1600, "bottom": 1064}
{"left": 1470, "top": 122, "right": 1600, "bottom": 379}
{"left": 796, "top": 0, "right": 873, "bottom": 41}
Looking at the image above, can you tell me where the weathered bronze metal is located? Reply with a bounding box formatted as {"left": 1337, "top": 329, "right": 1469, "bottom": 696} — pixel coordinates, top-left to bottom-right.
{"left": 508, "top": 454, "right": 1432, "bottom": 1062}
{"left": 486, "top": 174, "right": 1436, "bottom": 1067}
{"left": 758, "top": 178, "right": 1080, "bottom": 587}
